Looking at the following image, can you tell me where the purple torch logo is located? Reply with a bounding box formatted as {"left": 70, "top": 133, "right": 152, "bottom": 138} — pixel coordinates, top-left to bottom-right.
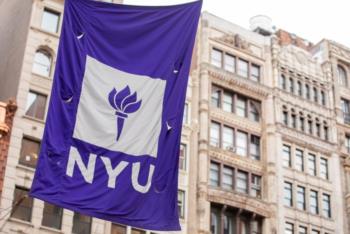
{"left": 108, "top": 86, "right": 142, "bottom": 141}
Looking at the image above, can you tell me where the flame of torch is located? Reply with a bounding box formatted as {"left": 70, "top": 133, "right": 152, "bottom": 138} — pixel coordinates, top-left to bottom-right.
{"left": 108, "top": 86, "right": 142, "bottom": 141}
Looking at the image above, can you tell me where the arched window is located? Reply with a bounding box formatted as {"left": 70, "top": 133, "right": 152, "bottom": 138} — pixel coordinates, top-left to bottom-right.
{"left": 305, "top": 84, "right": 310, "bottom": 100}
{"left": 299, "top": 112, "right": 305, "bottom": 131}
{"left": 297, "top": 81, "right": 302, "bottom": 96}
{"left": 282, "top": 106, "right": 288, "bottom": 125}
{"left": 280, "top": 74, "right": 286, "bottom": 89}
{"left": 313, "top": 87, "right": 318, "bottom": 103}
{"left": 307, "top": 115, "right": 313, "bottom": 135}
{"left": 291, "top": 109, "right": 296, "bottom": 128}
{"left": 321, "top": 91, "right": 326, "bottom": 106}
{"left": 323, "top": 121, "right": 329, "bottom": 141}
{"left": 338, "top": 65, "right": 348, "bottom": 86}
{"left": 32, "top": 49, "right": 52, "bottom": 77}
{"left": 289, "top": 78, "right": 294, "bottom": 93}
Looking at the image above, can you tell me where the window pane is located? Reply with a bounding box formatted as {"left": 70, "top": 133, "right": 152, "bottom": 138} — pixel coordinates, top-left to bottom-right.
{"left": 251, "top": 64, "right": 260, "bottom": 82}
{"left": 236, "top": 131, "right": 248, "bottom": 156}
{"left": 249, "top": 101, "right": 260, "bottom": 122}
{"left": 321, "top": 91, "right": 326, "bottom": 106}
{"left": 320, "top": 158, "right": 328, "bottom": 180}
{"left": 280, "top": 74, "right": 286, "bottom": 89}
{"left": 222, "top": 166, "right": 234, "bottom": 190}
{"left": 238, "top": 59, "right": 248, "bottom": 78}
{"left": 223, "top": 213, "right": 234, "bottom": 234}
{"left": 289, "top": 78, "right": 294, "bottom": 93}
{"left": 291, "top": 114, "right": 296, "bottom": 128}
{"left": 338, "top": 65, "right": 348, "bottom": 86}
{"left": 223, "top": 92, "right": 233, "bottom": 112}
{"left": 297, "top": 81, "right": 302, "bottom": 96}
{"left": 32, "top": 50, "right": 52, "bottom": 77}
{"left": 210, "top": 162, "right": 220, "bottom": 187}
{"left": 236, "top": 170, "right": 248, "bottom": 194}
{"left": 295, "top": 149, "right": 304, "bottom": 171}
{"left": 224, "top": 54, "right": 235, "bottom": 72}
{"left": 299, "top": 117, "right": 305, "bottom": 131}
{"left": 42, "top": 202, "right": 63, "bottom": 230}
{"left": 211, "top": 87, "right": 221, "bottom": 108}
{"left": 111, "top": 223, "right": 127, "bottom": 234}
{"left": 11, "top": 187, "right": 33, "bottom": 222}
{"left": 283, "top": 111, "right": 288, "bottom": 125}
{"left": 296, "top": 186, "right": 305, "bottom": 210}
{"left": 322, "top": 193, "right": 331, "bottom": 218}
{"left": 284, "top": 182, "right": 292, "bottom": 207}
{"left": 311, "top": 230, "right": 320, "bottom": 234}
{"left": 285, "top": 222, "right": 294, "bottom": 234}
{"left": 250, "top": 135, "right": 260, "bottom": 160}
{"left": 308, "top": 154, "right": 316, "bottom": 176}
{"left": 182, "top": 103, "right": 188, "bottom": 124}
{"left": 211, "top": 49, "right": 222, "bottom": 67}
{"left": 310, "top": 190, "right": 318, "bottom": 214}
{"left": 211, "top": 208, "right": 221, "bottom": 234}
{"left": 236, "top": 96, "right": 246, "bottom": 117}
{"left": 25, "top": 91, "right": 47, "bottom": 120}
{"left": 223, "top": 126, "right": 234, "bottom": 150}
{"left": 19, "top": 137, "right": 40, "bottom": 168}
{"left": 305, "top": 84, "right": 310, "bottom": 99}
{"left": 177, "top": 190, "right": 185, "bottom": 219}
{"left": 251, "top": 175, "right": 261, "bottom": 198}
{"left": 298, "top": 226, "right": 307, "bottom": 234}
{"left": 210, "top": 122, "right": 220, "bottom": 147}
{"left": 41, "top": 8, "right": 60, "bottom": 33}
{"left": 346, "top": 135, "right": 350, "bottom": 153}
{"left": 282, "top": 145, "right": 291, "bottom": 167}
{"left": 179, "top": 144, "right": 186, "bottom": 171}
{"left": 313, "top": 87, "right": 318, "bottom": 103}
{"left": 72, "top": 213, "right": 92, "bottom": 234}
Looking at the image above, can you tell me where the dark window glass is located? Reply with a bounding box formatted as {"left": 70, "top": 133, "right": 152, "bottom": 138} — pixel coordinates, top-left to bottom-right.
{"left": 251, "top": 175, "right": 261, "bottom": 198}
{"left": 11, "top": 187, "right": 33, "bottom": 222}
{"left": 211, "top": 208, "right": 221, "bottom": 234}
{"left": 283, "top": 111, "right": 288, "bottom": 125}
{"left": 299, "top": 116, "right": 305, "bottom": 131}
{"left": 285, "top": 222, "right": 294, "bottom": 234}
{"left": 346, "top": 135, "right": 350, "bottom": 153}
{"left": 42, "top": 202, "right": 63, "bottom": 230}
{"left": 25, "top": 91, "right": 47, "bottom": 120}
{"left": 299, "top": 226, "right": 307, "bottom": 234}
{"left": 72, "top": 212, "right": 92, "bottom": 234}
{"left": 19, "top": 137, "right": 40, "bottom": 168}
{"left": 250, "top": 135, "right": 260, "bottom": 160}
{"left": 305, "top": 84, "right": 310, "bottom": 99}
{"left": 111, "top": 223, "right": 127, "bottom": 234}
{"left": 211, "top": 86, "right": 221, "bottom": 108}
{"left": 280, "top": 74, "right": 286, "bottom": 89}
{"left": 313, "top": 87, "right": 318, "bottom": 103}
{"left": 291, "top": 114, "right": 297, "bottom": 128}
{"left": 249, "top": 101, "right": 260, "bottom": 122}
{"left": 297, "top": 81, "right": 302, "bottom": 96}
{"left": 341, "top": 99, "right": 350, "bottom": 124}
{"left": 321, "top": 91, "right": 326, "bottom": 106}
{"left": 289, "top": 78, "right": 294, "bottom": 93}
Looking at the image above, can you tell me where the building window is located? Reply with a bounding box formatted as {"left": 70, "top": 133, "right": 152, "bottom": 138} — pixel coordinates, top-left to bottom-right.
{"left": 179, "top": 144, "right": 186, "bottom": 171}
{"left": 305, "top": 84, "right": 310, "bottom": 100}
{"left": 341, "top": 98, "right": 350, "bottom": 124}
{"left": 251, "top": 64, "right": 260, "bottom": 82}
{"left": 295, "top": 149, "right": 304, "bottom": 171}
{"left": 313, "top": 87, "right": 318, "bottom": 103}
{"left": 308, "top": 153, "right": 316, "bottom": 176}
{"left": 210, "top": 208, "right": 220, "bottom": 234}
{"left": 236, "top": 131, "right": 248, "bottom": 157}
{"left": 307, "top": 119, "right": 313, "bottom": 135}
{"left": 41, "top": 8, "right": 60, "bottom": 33}
{"left": 311, "top": 230, "right": 320, "bottom": 234}
{"left": 72, "top": 213, "right": 92, "bottom": 234}
{"left": 222, "top": 166, "right": 234, "bottom": 190}
{"left": 223, "top": 92, "right": 233, "bottom": 112}
{"left": 25, "top": 91, "right": 47, "bottom": 120}
{"left": 11, "top": 187, "right": 33, "bottom": 222}
{"left": 296, "top": 186, "right": 306, "bottom": 210}
{"left": 223, "top": 213, "right": 234, "bottom": 234}
{"left": 323, "top": 124, "right": 329, "bottom": 141}
{"left": 346, "top": 135, "right": 350, "bottom": 153}
{"left": 236, "top": 96, "right": 247, "bottom": 117}
{"left": 280, "top": 74, "right": 287, "bottom": 89}
{"left": 283, "top": 110, "right": 288, "bottom": 125}
{"left": 322, "top": 193, "right": 331, "bottom": 218}
{"left": 291, "top": 113, "right": 297, "bottom": 128}
{"left": 285, "top": 222, "right": 294, "bottom": 234}
{"left": 236, "top": 170, "right": 248, "bottom": 194}
{"left": 32, "top": 50, "right": 52, "bottom": 77}
{"left": 249, "top": 101, "right": 260, "bottom": 122}
{"left": 42, "top": 202, "right": 63, "bottom": 230}
{"left": 320, "top": 158, "right": 328, "bottom": 180}
{"left": 251, "top": 175, "right": 261, "bottom": 198}
{"left": 178, "top": 190, "right": 185, "bottom": 219}
{"left": 284, "top": 182, "right": 293, "bottom": 207}
{"left": 316, "top": 122, "right": 321, "bottom": 137}
{"left": 183, "top": 103, "right": 188, "bottom": 124}
{"left": 321, "top": 91, "right": 326, "bottom": 106}
{"left": 238, "top": 59, "right": 249, "bottom": 78}
{"left": 282, "top": 145, "right": 291, "bottom": 167}
{"left": 19, "top": 137, "right": 40, "bottom": 168}
{"left": 211, "top": 86, "right": 221, "bottom": 108}
{"left": 222, "top": 126, "right": 234, "bottom": 151}
{"left": 211, "top": 48, "right": 222, "bottom": 67}
{"left": 299, "top": 115, "right": 305, "bottom": 131}
{"left": 131, "top": 229, "right": 146, "bottom": 234}
{"left": 111, "top": 223, "right": 127, "bottom": 234}
{"left": 250, "top": 135, "right": 260, "bottom": 160}
{"left": 297, "top": 81, "right": 302, "bottom": 96}
{"left": 210, "top": 162, "right": 220, "bottom": 187}
{"left": 289, "top": 78, "right": 294, "bottom": 93}
{"left": 298, "top": 226, "right": 307, "bottom": 234}
{"left": 210, "top": 122, "right": 220, "bottom": 147}
{"left": 309, "top": 190, "right": 319, "bottom": 214}
{"left": 338, "top": 65, "right": 348, "bottom": 86}
{"left": 224, "top": 54, "right": 235, "bottom": 72}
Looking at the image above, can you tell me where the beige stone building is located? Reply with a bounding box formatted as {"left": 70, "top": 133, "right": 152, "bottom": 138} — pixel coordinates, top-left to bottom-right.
{"left": 0, "top": 0, "right": 350, "bottom": 234}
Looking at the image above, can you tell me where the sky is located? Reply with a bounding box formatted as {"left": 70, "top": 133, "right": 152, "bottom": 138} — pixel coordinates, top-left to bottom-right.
{"left": 124, "top": 0, "right": 350, "bottom": 48}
